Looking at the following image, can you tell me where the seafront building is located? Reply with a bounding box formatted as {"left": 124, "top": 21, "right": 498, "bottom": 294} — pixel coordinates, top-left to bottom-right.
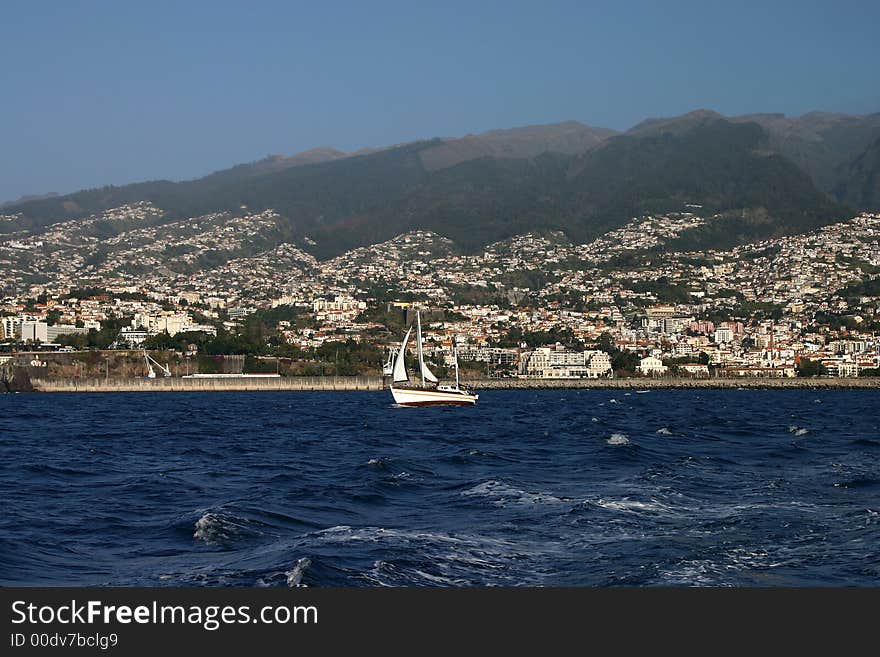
{"left": 519, "top": 345, "right": 613, "bottom": 379}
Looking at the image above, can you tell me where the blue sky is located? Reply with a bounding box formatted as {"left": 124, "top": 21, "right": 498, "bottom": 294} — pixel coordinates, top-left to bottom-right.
{"left": 1, "top": 0, "right": 878, "bottom": 202}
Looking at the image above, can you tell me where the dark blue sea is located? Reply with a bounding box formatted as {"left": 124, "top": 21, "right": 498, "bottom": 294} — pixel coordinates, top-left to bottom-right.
{"left": 1, "top": 389, "right": 878, "bottom": 587}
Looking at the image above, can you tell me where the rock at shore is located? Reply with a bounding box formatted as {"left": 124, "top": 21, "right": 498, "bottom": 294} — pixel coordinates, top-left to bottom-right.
{"left": 1, "top": 367, "right": 34, "bottom": 393}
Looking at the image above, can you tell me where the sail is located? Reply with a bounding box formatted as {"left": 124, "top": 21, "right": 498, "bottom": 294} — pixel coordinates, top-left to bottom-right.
{"left": 392, "top": 327, "right": 412, "bottom": 383}
{"left": 414, "top": 309, "right": 438, "bottom": 385}
{"left": 420, "top": 359, "right": 438, "bottom": 384}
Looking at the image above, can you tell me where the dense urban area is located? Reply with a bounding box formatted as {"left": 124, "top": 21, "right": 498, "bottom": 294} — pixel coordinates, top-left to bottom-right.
{"left": 2, "top": 202, "right": 879, "bottom": 380}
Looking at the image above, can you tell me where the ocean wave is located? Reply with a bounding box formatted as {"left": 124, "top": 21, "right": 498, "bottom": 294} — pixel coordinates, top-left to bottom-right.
{"left": 461, "top": 480, "right": 565, "bottom": 506}
{"left": 193, "top": 511, "right": 264, "bottom": 545}
{"left": 304, "top": 526, "right": 534, "bottom": 586}
{"left": 286, "top": 557, "right": 312, "bottom": 587}
{"left": 656, "top": 427, "right": 673, "bottom": 436}
{"left": 788, "top": 426, "right": 809, "bottom": 436}
{"left": 590, "top": 497, "right": 680, "bottom": 516}
{"left": 833, "top": 478, "right": 880, "bottom": 489}
{"left": 606, "top": 433, "right": 630, "bottom": 445}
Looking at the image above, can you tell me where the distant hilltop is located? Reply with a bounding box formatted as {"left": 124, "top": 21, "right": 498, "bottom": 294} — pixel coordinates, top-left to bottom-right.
{"left": 0, "top": 191, "right": 59, "bottom": 208}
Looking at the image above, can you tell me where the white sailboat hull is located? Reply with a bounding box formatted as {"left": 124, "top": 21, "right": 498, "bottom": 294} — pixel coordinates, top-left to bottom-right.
{"left": 390, "top": 386, "right": 478, "bottom": 406}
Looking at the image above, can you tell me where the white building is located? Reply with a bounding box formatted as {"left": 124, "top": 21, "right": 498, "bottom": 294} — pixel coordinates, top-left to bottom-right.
{"left": 714, "top": 326, "right": 733, "bottom": 344}
{"left": 20, "top": 321, "right": 48, "bottom": 343}
{"left": 520, "top": 344, "right": 613, "bottom": 378}
{"left": 637, "top": 356, "right": 668, "bottom": 376}
{"left": 132, "top": 312, "right": 209, "bottom": 337}
{"left": 313, "top": 296, "right": 367, "bottom": 314}
{"left": 678, "top": 363, "right": 710, "bottom": 377}
{"left": 584, "top": 350, "right": 613, "bottom": 377}
{"left": 118, "top": 327, "right": 150, "bottom": 345}
{"left": 2, "top": 316, "right": 23, "bottom": 339}
{"left": 46, "top": 325, "right": 88, "bottom": 341}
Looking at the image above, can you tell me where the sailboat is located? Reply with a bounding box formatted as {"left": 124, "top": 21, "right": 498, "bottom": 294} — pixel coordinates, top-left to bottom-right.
{"left": 389, "top": 310, "right": 478, "bottom": 406}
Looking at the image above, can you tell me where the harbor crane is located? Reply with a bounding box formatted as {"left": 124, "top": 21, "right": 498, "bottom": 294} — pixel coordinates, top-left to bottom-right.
{"left": 143, "top": 350, "right": 171, "bottom": 378}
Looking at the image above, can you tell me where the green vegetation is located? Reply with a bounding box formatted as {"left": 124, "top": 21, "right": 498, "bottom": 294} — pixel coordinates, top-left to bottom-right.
{"left": 55, "top": 317, "right": 129, "bottom": 350}
{"left": 492, "top": 325, "right": 584, "bottom": 350}
{"left": 837, "top": 277, "right": 880, "bottom": 298}
{"left": 595, "top": 331, "right": 641, "bottom": 376}
{"left": 3, "top": 117, "right": 850, "bottom": 257}
{"left": 624, "top": 277, "right": 692, "bottom": 304}
{"left": 796, "top": 358, "right": 828, "bottom": 377}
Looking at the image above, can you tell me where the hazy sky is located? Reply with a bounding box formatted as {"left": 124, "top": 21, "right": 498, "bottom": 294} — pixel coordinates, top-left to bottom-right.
{"left": 2, "top": 0, "right": 878, "bottom": 202}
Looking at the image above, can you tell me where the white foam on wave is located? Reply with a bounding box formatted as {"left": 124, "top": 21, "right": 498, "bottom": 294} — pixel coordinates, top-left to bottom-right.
{"left": 608, "top": 398, "right": 621, "bottom": 404}
{"left": 788, "top": 426, "right": 809, "bottom": 436}
{"left": 656, "top": 427, "right": 673, "bottom": 435}
{"left": 311, "top": 527, "right": 542, "bottom": 587}
{"left": 193, "top": 512, "right": 234, "bottom": 543}
{"left": 461, "top": 480, "right": 564, "bottom": 506}
{"left": 592, "top": 497, "right": 677, "bottom": 514}
{"left": 193, "top": 511, "right": 261, "bottom": 544}
{"left": 606, "top": 433, "right": 630, "bottom": 445}
{"left": 286, "top": 557, "right": 312, "bottom": 587}
{"left": 659, "top": 545, "right": 783, "bottom": 586}
{"left": 312, "top": 525, "right": 521, "bottom": 556}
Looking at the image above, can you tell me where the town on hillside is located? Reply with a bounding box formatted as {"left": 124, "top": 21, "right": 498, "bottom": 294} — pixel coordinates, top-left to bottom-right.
{"left": 1, "top": 203, "right": 879, "bottom": 380}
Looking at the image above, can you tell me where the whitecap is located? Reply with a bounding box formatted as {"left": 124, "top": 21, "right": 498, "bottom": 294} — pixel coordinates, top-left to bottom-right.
{"left": 194, "top": 513, "right": 232, "bottom": 543}
{"left": 592, "top": 497, "right": 676, "bottom": 514}
{"left": 461, "top": 480, "right": 564, "bottom": 506}
{"left": 286, "top": 557, "right": 312, "bottom": 587}
{"left": 606, "top": 433, "right": 630, "bottom": 445}
{"left": 788, "top": 426, "right": 809, "bottom": 436}
{"left": 193, "top": 511, "right": 261, "bottom": 544}
{"left": 656, "top": 427, "right": 673, "bottom": 435}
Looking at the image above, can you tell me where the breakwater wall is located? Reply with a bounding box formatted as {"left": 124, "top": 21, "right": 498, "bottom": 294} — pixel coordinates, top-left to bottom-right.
{"left": 31, "top": 376, "right": 385, "bottom": 392}
{"left": 29, "top": 376, "right": 880, "bottom": 392}
{"left": 468, "top": 377, "right": 880, "bottom": 390}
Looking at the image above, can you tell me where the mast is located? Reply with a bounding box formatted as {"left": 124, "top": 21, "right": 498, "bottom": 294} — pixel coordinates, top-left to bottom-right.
{"left": 454, "top": 339, "right": 460, "bottom": 390}
{"left": 416, "top": 309, "right": 425, "bottom": 387}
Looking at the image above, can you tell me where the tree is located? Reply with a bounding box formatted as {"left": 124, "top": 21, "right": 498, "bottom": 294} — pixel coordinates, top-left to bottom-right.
{"left": 796, "top": 358, "right": 827, "bottom": 377}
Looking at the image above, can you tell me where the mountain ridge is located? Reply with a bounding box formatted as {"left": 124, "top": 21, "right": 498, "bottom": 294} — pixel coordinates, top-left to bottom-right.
{"left": 2, "top": 110, "right": 874, "bottom": 260}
